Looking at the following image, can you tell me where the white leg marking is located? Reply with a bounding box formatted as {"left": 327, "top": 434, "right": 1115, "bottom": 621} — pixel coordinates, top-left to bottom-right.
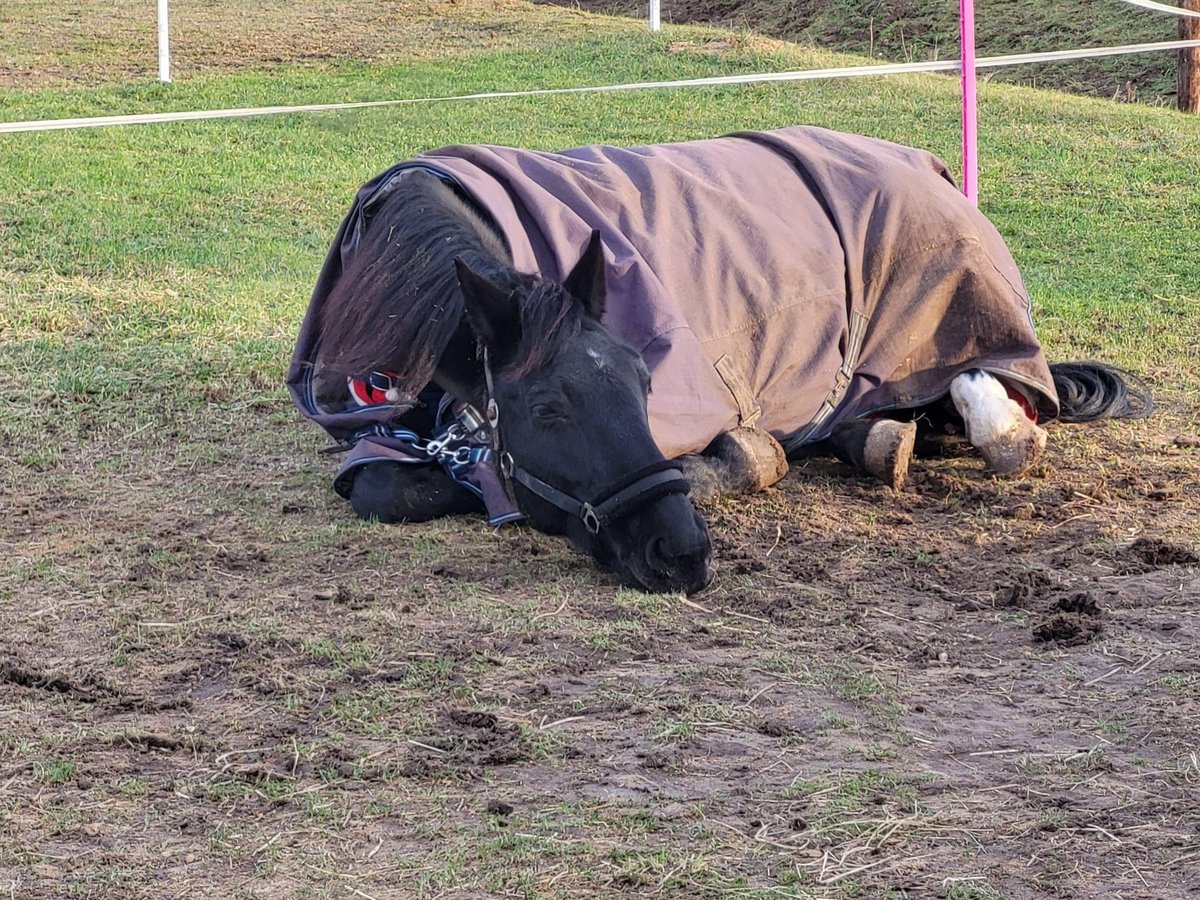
{"left": 950, "top": 370, "right": 1022, "bottom": 446}
{"left": 950, "top": 370, "right": 1047, "bottom": 476}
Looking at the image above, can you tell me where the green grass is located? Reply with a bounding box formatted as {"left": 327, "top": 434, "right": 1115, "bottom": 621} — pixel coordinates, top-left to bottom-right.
{"left": 577, "top": 0, "right": 1183, "bottom": 103}
{"left": 34, "top": 759, "right": 78, "bottom": 785}
{"left": 2, "top": 35, "right": 1196, "bottom": 387}
{"left": 2, "top": 53, "right": 1196, "bottom": 490}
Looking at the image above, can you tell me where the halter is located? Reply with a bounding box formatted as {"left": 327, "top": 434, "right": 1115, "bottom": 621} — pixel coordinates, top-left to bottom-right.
{"left": 481, "top": 348, "right": 691, "bottom": 535}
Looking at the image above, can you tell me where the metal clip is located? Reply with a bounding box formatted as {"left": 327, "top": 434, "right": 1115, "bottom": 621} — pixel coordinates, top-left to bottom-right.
{"left": 458, "top": 405, "right": 485, "bottom": 434}
{"left": 581, "top": 503, "right": 601, "bottom": 535}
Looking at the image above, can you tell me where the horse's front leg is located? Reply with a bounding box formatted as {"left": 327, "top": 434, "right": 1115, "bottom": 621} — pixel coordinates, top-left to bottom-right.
{"left": 949, "top": 370, "right": 1046, "bottom": 475}
{"left": 676, "top": 427, "right": 790, "bottom": 502}
{"left": 345, "top": 461, "right": 484, "bottom": 523}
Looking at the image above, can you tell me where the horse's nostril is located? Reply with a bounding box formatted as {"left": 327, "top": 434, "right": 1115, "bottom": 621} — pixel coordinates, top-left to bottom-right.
{"left": 646, "top": 537, "right": 671, "bottom": 574}
{"left": 630, "top": 501, "right": 713, "bottom": 594}
{"left": 646, "top": 531, "right": 708, "bottom": 574}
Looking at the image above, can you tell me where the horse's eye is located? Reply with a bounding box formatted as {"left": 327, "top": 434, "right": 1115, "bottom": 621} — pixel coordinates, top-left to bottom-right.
{"left": 532, "top": 402, "right": 565, "bottom": 422}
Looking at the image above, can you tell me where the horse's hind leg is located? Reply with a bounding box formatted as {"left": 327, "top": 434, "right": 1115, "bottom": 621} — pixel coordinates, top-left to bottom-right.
{"left": 823, "top": 418, "right": 917, "bottom": 491}
{"left": 346, "top": 462, "right": 484, "bottom": 523}
{"left": 676, "top": 427, "right": 790, "bottom": 502}
{"left": 949, "top": 370, "right": 1046, "bottom": 476}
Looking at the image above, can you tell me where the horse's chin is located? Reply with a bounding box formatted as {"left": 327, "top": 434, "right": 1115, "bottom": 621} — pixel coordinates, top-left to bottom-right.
{"left": 576, "top": 498, "right": 713, "bottom": 595}
{"left": 616, "top": 549, "right": 713, "bottom": 596}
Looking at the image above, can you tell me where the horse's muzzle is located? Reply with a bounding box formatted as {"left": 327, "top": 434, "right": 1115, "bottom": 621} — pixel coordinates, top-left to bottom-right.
{"left": 603, "top": 494, "right": 712, "bottom": 595}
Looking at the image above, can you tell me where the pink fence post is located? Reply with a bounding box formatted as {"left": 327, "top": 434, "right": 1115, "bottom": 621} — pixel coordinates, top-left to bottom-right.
{"left": 960, "top": 0, "right": 979, "bottom": 204}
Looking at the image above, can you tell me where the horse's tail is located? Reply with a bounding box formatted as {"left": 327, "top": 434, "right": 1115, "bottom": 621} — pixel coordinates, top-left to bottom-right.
{"left": 1048, "top": 361, "right": 1154, "bottom": 423}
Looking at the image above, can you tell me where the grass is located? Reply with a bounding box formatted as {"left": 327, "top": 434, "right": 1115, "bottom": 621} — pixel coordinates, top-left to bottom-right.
{"left": 566, "top": 0, "right": 1184, "bottom": 103}
{"left": 2, "top": 45, "right": 1197, "bottom": 411}
{"left": 33, "top": 759, "right": 78, "bottom": 785}
{"left": 0, "top": 0, "right": 635, "bottom": 89}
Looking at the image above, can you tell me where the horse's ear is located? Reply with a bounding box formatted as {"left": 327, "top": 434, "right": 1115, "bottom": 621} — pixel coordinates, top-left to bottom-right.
{"left": 563, "top": 230, "right": 606, "bottom": 322}
{"left": 454, "top": 257, "right": 519, "bottom": 352}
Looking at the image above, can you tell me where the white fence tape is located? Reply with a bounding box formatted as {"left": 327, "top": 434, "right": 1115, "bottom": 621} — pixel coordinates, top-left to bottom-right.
{"left": 1113, "top": 0, "right": 1200, "bottom": 18}
{"left": 2, "top": 38, "right": 1199, "bottom": 135}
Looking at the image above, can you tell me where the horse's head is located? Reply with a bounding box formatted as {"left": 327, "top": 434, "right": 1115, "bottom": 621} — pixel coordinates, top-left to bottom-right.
{"left": 454, "top": 232, "right": 713, "bottom": 594}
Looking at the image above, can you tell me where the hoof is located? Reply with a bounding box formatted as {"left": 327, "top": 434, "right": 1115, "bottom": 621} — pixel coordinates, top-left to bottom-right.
{"left": 679, "top": 427, "right": 790, "bottom": 503}
{"left": 949, "top": 370, "right": 1047, "bottom": 478}
{"left": 862, "top": 419, "right": 917, "bottom": 491}
{"left": 713, "top": 426, "right": 790, "bottom": 492}
{"left": 978, "top": 418, "right": 1047, "bottom": 476}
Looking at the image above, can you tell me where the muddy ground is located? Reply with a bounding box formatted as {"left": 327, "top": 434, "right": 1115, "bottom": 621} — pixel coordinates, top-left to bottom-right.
{"left": 2, "top": 391, "right": 1198, "bottom": 898}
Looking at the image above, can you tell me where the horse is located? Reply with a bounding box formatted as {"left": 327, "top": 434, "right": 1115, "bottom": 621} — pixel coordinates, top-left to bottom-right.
{"left": 288, "top": 126, "right": 1151, "bottom": 596}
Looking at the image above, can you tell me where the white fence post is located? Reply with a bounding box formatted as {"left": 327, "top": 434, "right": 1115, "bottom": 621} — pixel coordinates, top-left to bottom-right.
{"left": 158, "top": 0, "right": 172, "bottom": 83}
{"left": 649, "top": 0, "right": 661, "bottom": 32}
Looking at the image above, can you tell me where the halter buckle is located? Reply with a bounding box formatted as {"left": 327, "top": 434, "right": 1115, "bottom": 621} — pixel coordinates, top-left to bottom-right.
{"left": 458, "top": 404, "right": 486, "bottom": 435}
{"left": 581, "top": 503, "right": 601, "bottom": 535}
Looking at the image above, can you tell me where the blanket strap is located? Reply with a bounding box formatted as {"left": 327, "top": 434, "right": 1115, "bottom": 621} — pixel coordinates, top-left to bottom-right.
{"left": 714, "top": 355, "right": 763, "bottom": 428}
{"left": 793, "top": 311, "right": 870, "bottom": 444}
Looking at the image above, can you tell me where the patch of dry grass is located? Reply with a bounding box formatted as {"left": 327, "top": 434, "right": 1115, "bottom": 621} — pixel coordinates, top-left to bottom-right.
{"left": 0, "top": 0, "right": 629, "bottom": 88}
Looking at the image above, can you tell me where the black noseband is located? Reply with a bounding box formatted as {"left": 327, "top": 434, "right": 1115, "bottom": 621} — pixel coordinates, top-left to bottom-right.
{"left": 511, "top": 458, "right": 690, "bottom": 535}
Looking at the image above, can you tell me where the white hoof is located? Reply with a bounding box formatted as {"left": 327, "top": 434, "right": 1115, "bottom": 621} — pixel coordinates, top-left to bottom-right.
{"left": 950, "top": 371, "right": 1047, "bottom": 476}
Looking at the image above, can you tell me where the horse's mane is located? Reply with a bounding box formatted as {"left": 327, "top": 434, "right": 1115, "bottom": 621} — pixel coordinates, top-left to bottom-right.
{"left": 492, "top": 277, "right": 583, "bottom": 380}
{"left": 315, "top": 169, "right": 583, "bottom": 398}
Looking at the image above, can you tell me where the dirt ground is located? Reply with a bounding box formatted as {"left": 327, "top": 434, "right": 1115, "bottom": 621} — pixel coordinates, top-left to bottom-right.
{"left": 2, "top": 388, "right": 1198, "bottom": 897}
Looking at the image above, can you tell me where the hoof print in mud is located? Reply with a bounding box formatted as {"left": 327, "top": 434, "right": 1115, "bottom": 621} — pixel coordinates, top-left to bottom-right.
{"left": 1129, "top": 537, "right": 1198, "bottom": 568}
{"left": 409, "top": 709, "right": 529, "bottom": 770}
{"left": 995, "top": 570, "right": 1055, "bottom": 609}
{"left": 1033, "top": 592, "right": 1104, "bottom": 647}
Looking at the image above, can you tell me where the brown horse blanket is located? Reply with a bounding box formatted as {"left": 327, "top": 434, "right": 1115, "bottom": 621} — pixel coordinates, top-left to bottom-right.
{"left": 290, "top": 126, "right": 1058, "bottom": 487}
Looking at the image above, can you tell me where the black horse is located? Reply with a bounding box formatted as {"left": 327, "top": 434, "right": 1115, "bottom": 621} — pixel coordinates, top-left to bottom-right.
{"left": 300, "top": 173, "right": 711, "bottom": 593}
{"left": 290, "top": 128, "right": 1150, "bottom": 595}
